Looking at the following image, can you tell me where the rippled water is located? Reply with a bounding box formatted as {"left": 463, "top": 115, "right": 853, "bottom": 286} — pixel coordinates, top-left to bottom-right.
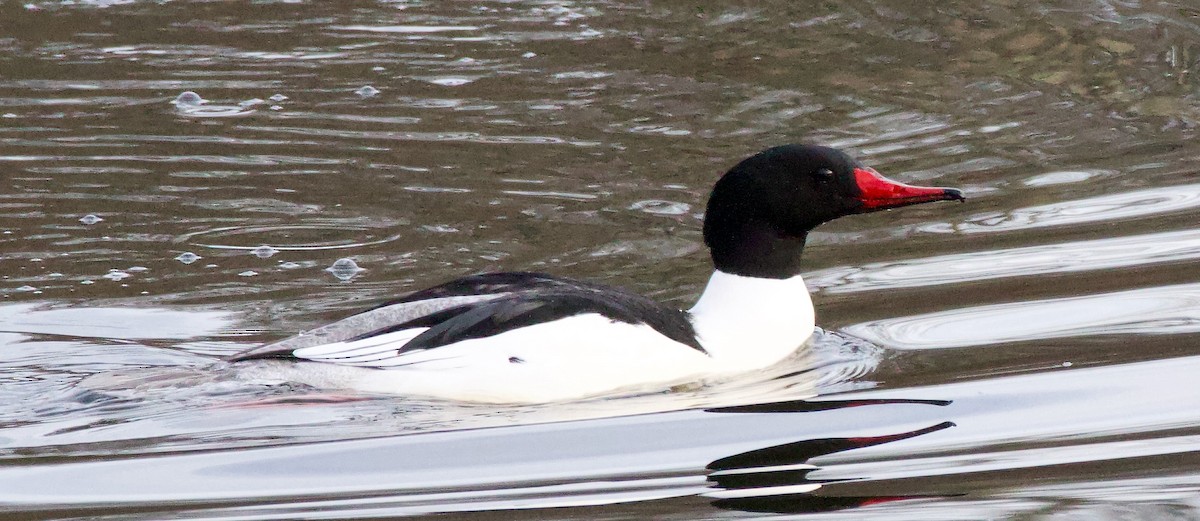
{"left": 2, "top": 1, "right": 1200, "bottom": 519}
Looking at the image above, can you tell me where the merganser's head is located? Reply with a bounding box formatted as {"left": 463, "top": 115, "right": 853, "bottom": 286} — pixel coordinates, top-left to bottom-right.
{"left": 703, "top": 144, "right": 964, "bottom": 278}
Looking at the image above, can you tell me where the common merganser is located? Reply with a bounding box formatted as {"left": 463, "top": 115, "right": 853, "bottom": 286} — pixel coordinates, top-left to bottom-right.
{"left": 228, "top": 145, "right": 964, "bottom": 403}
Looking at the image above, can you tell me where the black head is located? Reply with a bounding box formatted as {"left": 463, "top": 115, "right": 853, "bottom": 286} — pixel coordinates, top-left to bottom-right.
{"left": 703, "top": 144, "right": 964, "bottom": 279}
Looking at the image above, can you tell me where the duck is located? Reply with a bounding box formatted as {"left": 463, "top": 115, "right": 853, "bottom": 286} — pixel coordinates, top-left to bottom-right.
{"left": 228, "top": 144, "right": 964, "bottom": 403}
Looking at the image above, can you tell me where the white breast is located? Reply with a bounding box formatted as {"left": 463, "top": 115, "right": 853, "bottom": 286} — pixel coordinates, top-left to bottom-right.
{"left": 688, "top": 270, "right": 815, "bottom": 370}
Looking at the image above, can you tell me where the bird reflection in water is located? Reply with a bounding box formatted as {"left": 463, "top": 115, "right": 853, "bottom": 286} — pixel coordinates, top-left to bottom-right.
{"left": 703, "top": 398, "right": 955, "bottom": 514}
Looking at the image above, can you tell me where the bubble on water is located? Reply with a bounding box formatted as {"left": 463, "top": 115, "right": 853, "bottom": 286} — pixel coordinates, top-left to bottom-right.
{"left": 251, "top": 245, "right": 279, "bottom": 259}
{"left": 239, "top": 270, "right": 259, "bottom": 277}
{"left": 239, "top": 98, "right": 265, "bottom": 107}
{"left": 279, "top": 261, "right": 301, "bottom": 269}
{"left": 2, "top": 113, "right": 18, "bottom": 118}
{"left": 268, "top": 93, "right": 289, "bottom": 102}
{"left": 80, "top": 280, "right": 94, "bottom": 285}
{"left": 175, "top": 252, "right": 201, "bottom": 264}
{"left": 427, "top": 77, "right": 474, "bottom": 87}
{"left": 47, "top": 272, "right": 63, "bottom": 277}
{"left": 79, "top": 214, "right": 104, "bottom": 225}
{"left": 127, "top": 266, "right": 149, "bottom": 272}
{"left": 171, "top": 91, "right": 256, "bottom": 117}
{"left": 629, "top": 199, "right": 691, "bottom": 216}
{"left": 270, "top": 105, "right": 284, "bottom": 111}
{"left": 372, "top": 66, "right": 386, "bottom": 72}
{"left": 172, "top": 91, "right": 207, "bottom": 107}
{"left": 355, "top": 85, "right": 380, "bottom": 98}
{"left": 15, "top": 285, "right": 37, "bottom": 292}
{"left": 326, "top": 258, "right": 365, "bottom": 281}
{"left": 103, "top": 270, "right": 131, "bottom": 281}
{"left": 522, "top": 52, "right": 537, "bottom": 58}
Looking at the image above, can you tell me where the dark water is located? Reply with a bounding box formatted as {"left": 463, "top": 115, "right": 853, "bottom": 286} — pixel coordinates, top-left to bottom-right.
{"left": 2, "top": 0, "right": 1200, "bottom": 519}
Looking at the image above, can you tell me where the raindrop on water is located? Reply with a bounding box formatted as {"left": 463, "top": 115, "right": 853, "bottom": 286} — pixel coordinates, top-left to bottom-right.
{"left": 326, "top": 258, "right": 365, "bottom": 281}
{"left": 251, "top": 245, "right": 279, "bottom": 259}
{"left": 628, "top": 200, "right": 691, "bottom": 216}
{"left": 78, "top": 214, "right": 104, "bottom": 225}
{"left": 175, "top": 252, "right": 201, "bottom": 264}
{"left": 103, "top": 270, "right": 130, "bottom": 281}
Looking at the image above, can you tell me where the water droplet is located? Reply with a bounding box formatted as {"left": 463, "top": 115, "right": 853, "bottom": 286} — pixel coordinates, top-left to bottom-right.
{"left": 420, "top": 224, "right": 460, "bottom": 233}
{"left": 238, "top": 270, "right": 259, "bottom": 277}
{"left": 268, "top": 93, "right": 289, "bottom": 102}
{"left": 326, "top": 258, "right": 365, "bottom": 281}
{"left": 355, "top": 85, "right": 380, "bottom": 98}
{"left": 172, "top": 91, "right": 206, "bottom": 107}
{"left": 175, "top": 252, "right": 201, "bottom": 264}
{"left": 103, "top": 270, "right": 131, "bottom": 281}
{"left": 629, "top": 200, "right": 691, "bottom": 216}
{"left": 251, "top": 245, "right": 279, "bottom": 258}
{"left": 79, "top": 214, "right": 104, "bottom": 225}
{"left": 428, "top": 77, "right": 474, "bottom": 87}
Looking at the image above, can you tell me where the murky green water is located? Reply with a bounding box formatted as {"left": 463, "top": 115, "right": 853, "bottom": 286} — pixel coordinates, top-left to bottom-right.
{"left": 2, "top": 1, "right": 1200, "bottom": 519}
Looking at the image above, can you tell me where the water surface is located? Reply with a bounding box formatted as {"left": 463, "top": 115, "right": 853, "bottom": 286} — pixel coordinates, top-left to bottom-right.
{"left": 2, "top": 0, "right": 1200, "bottom": 519}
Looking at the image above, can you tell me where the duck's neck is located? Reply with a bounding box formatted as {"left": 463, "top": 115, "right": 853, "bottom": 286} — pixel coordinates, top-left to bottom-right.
{"left": 706, "top": 225, "right": 810, "bottom": 279}
{"left": 687, "top": 270, "right": 815, "bottom": 368}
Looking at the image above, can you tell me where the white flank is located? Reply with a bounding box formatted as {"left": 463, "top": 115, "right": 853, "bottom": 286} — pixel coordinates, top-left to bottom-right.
{"left": 246, "top": 313, "right": 714, "bottom": 403}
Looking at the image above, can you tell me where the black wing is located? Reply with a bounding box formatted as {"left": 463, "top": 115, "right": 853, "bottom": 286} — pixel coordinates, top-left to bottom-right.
{"left": 228, "top": 271, "right": 703, "bottom": 362}
{"left": 392, "top": 290, "right": 705, "bottom": 353}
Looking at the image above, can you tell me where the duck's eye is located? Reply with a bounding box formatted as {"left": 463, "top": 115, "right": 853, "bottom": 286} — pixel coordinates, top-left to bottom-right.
{"left": 815, "top": 168, "right": 834, "bottom": 181}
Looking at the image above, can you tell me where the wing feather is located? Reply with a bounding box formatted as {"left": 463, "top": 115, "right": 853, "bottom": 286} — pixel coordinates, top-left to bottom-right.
{"left": 227, "top": 271, "right": 705, "bottom": 367}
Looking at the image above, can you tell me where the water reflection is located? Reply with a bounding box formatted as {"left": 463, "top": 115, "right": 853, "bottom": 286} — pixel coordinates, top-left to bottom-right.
{"left": 808, "top": 228, "right": 1200, "bottom": 293}
{"left": 706, "top": 419, "right": 954, "bottom": 514}
{"left": 0, "top": 302, "right": 234, "bottom": 340}
{"left": 922, "top": 184, "right": 1200, "bottom": 234}
{"left": 845, "top": 282, "right": 1200, "bottom": 350}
